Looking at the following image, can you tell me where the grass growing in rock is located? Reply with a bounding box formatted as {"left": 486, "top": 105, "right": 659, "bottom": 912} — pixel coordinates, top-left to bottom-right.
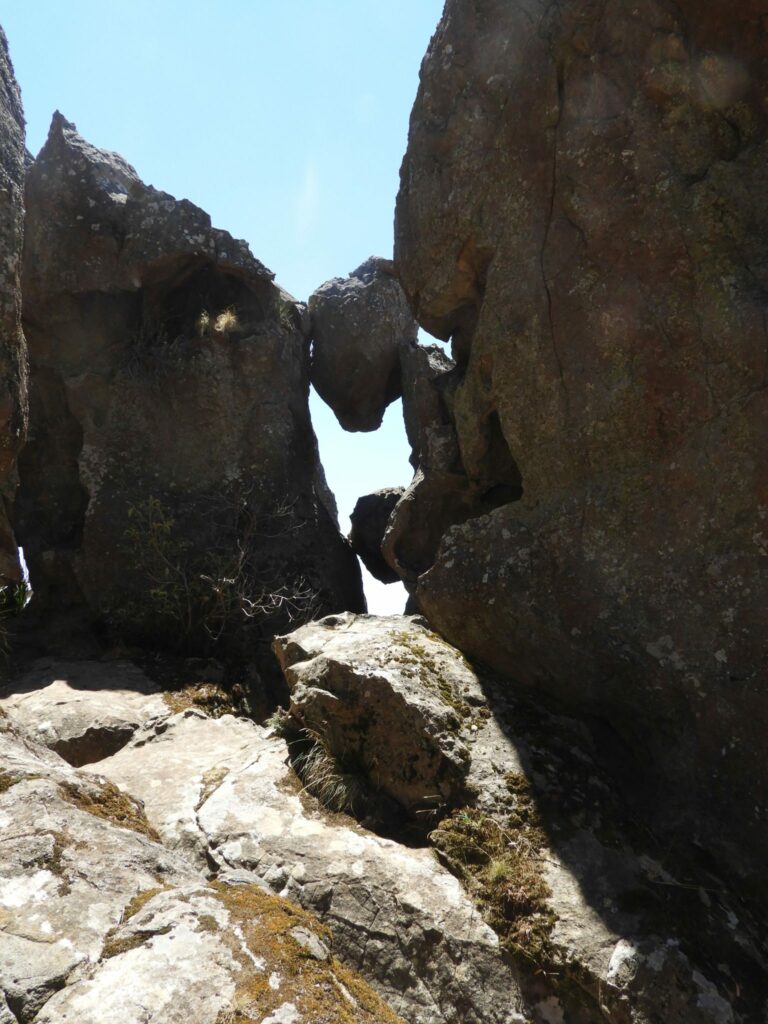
{"left": 57, "top": 778, "right": 160, "bottom": 842}
{"left": 430, "top": 773, "right": 557, "bottom": 970}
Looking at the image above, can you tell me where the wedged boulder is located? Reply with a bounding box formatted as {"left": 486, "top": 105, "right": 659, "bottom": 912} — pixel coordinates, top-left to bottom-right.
{"left": 349, "top": 488, "right": 403, "bottom": 584}
{"left": 399, "top": 339, "right": 455, "bottom": 471}
{"left": 309, "top": 258, "right": 416, "bottom": 432}
{"left": 85, "top": 708, "right": 528, "bottom": 1024}
{"left": 0, "top": 659, "right": 167, "bottom": 766}
{"left": 15, "top": 113, "right": 364, "bottom": 658}
{"left": 0, "top": 719, "right": 402, "bottom": 1024}
{"left": 0, "top": 29, "right": 27, "bottom": 582}
{"left": 395, "top": 0, "right": 768, "bottom": 892}
{"left": 273, "top": 613, "right": 480, "bottom": 820}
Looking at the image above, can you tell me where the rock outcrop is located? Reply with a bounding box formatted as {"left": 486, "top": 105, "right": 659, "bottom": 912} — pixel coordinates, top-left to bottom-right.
{"left": 83, "top": 705, "right": 526, "bottom": 1024}
{"left": 0, "top": 29, "right": 27, "bottom": 582}
{"left": 309, "top": 258, "right": 416, "bottom": 431}
{"left": 394, "top": 0, "right": 768, "bottom": 894}
{"left": 272, "top": 614, "right": 768, "bottom": 1024}
{"left": 0, "top": 659, "right": 167, "bottom": 765}
{"left": 0, "top": 715, "right": 404, "bottom": 1024}
{"left": 15, "top": 114, "right": 364, "bottom": 657}
{"left": 349, "top": 488, "right": 403, "bottom": 583}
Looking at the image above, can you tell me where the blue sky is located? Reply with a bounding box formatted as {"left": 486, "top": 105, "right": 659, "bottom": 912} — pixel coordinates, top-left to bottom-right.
{"left": 4, "top": 0, "right": 444, "bottom": 612}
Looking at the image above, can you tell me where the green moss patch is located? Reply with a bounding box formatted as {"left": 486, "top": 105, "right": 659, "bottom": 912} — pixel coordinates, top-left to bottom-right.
{"left": 430, "top": 777, "right": 557, "bottom": 970}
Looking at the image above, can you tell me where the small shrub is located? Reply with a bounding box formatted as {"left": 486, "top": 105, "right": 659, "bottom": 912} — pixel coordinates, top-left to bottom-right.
{"left": 213, "top": 307, "right": 238, "bottom": 334}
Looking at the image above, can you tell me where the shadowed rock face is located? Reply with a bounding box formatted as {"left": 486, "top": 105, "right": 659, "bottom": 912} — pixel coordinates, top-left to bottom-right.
{"left": 16, "top": 113, "right": 364, "bottom": 653}
{"left": 349, "top": 487, "right": 403, "bottom": 583}
{"left": 395, "top": 0, "right": 768, "bottom": 893}
{"left": 0, "top": 29, "right": 27, "bottom": 582}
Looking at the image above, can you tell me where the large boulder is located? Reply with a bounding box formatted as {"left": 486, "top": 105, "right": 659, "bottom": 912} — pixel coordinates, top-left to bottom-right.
{"left": 0, "top": 29, "right": 27, "bottom": 582}
{"left": 309, "top": 258, "right": 416, "bottom": 431}
{"left": 394, "top": 0, "right": 768, "bottom": 894}
{"left": 15, "top": 114, "right": 363, "bottom": 655}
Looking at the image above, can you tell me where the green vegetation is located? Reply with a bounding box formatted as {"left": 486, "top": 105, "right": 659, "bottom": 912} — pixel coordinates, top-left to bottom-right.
{"left": 430, "top": 774, "right": 557, "bottom": 970}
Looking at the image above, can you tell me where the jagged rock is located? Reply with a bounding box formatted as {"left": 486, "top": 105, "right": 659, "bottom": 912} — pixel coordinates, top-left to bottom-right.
{"left": 349, "top": 488, "right": 403, "bottom": 583}
{"left": 273, "top": 613, "right": 477, "bottom": 820}
{"left": 394, "top": 0, "right": 768, "bottom": 894}
{"left": 0, "top": 29, "right": 27, "bottom": 582}
{"left": 0, "top": 659, "right": 167, "bottom": 766}
{"left": 85, "top": 706, "right": 527, "bottom": 1024}
{"left": 0, "top": 719, "right": 402, "bottom": 1024}
{"left": 15, "top": 113, "right": 364, "bottom": 657}
{"left": 309, "top": 258, "right": 416, "bottom": 432}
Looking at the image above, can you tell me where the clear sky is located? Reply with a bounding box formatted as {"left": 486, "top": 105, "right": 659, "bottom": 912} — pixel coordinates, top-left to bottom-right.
{"left": 3, "top": 0, "right": 444, "bottom": 613}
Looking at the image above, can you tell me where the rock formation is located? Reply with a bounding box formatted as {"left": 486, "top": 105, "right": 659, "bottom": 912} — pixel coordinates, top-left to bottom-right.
{"left": 0, "top": 29, "right": 27, "bottom": 583}
{"left": 349, "top": 487, "right": 403, "bottom": 583}
{"left": 309, "top": 258, "right": 416, "bottom": 431}
{"left": 393, "top": 0, "right": 768, "bottom": 895}
{"left": 4, "top": 624, "right": 763, "bottom": 1022}
{"left": 15, "top": 114, "right": 364, "bottom": 656}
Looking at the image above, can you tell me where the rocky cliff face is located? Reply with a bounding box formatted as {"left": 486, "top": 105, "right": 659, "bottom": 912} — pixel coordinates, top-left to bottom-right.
{"left": 0, "top": 29, "right": 27, "bottom": 583}
{"left": 16, "top": 114, "right": 363, "bottom": 655}
{"left": 394, "top": 0, "right": 768, "bottom": 893}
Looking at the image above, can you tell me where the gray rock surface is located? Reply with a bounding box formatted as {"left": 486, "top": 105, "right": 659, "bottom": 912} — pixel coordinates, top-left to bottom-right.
{"left": 0, "top": 659, "right": 167, "bottom": 765}
{"left": 349, "top": 488, "right": 404, "bottom": 584}
{"left": 85, "top": 707, "right": 527, "bottom": 1024}
{"left": 0, "top": 28, "right": 27, "bottom": 582}
{"left": 273, "top": 613, "right": 478, "bottom": 820}
{"left": 393, "top": 0, "right": 768, "bottom": 901}
{"left": 0, "top": 707, "right": 404, "bottom": 1024}
{"left": 309, "top": 258, "right": 416, "bottom": 432}
{"left": 15, "top": 113, "right": 363, "bottom": 657}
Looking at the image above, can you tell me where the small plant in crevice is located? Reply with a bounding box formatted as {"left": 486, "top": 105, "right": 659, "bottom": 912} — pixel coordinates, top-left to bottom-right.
{"left": 292, "top": 727, "right": 368, "bottom": 816}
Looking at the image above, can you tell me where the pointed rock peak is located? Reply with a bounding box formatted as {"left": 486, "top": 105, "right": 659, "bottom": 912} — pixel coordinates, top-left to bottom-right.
{"left": 37, "top": 109, "right": 140, "bottom": 191}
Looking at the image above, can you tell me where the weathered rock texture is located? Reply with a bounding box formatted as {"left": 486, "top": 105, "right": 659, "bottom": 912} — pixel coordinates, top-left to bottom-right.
{"left": 15, "top": 113, "right": 363, "bottom": 653}
{"left": 394, "top": 0, "right": 768, "bottom": 892}
{"left": 309, "top": 258, "right": 416, "bottom": 431}
{"left": 0, "top": 29, "right": 27, "bottom": 582}
{"left": 349, "top": 488, "right": 403, "bottom": 583}
{"left": 0, "top": 659, "right": 167, "bottom": 765}
{"left": 84, "top": 702, "right": 526, "bottom": 1024}
{"left": 0, "top": 716, "right": 404, "bottom": 1024}
{"left": 272, "top": 614, "right": 768, "bottom": 1024}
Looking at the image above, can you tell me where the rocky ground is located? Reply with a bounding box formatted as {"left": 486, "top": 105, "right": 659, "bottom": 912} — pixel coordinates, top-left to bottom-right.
{"left": 2, "top": 616, "right": 765, "bottom": 1023}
